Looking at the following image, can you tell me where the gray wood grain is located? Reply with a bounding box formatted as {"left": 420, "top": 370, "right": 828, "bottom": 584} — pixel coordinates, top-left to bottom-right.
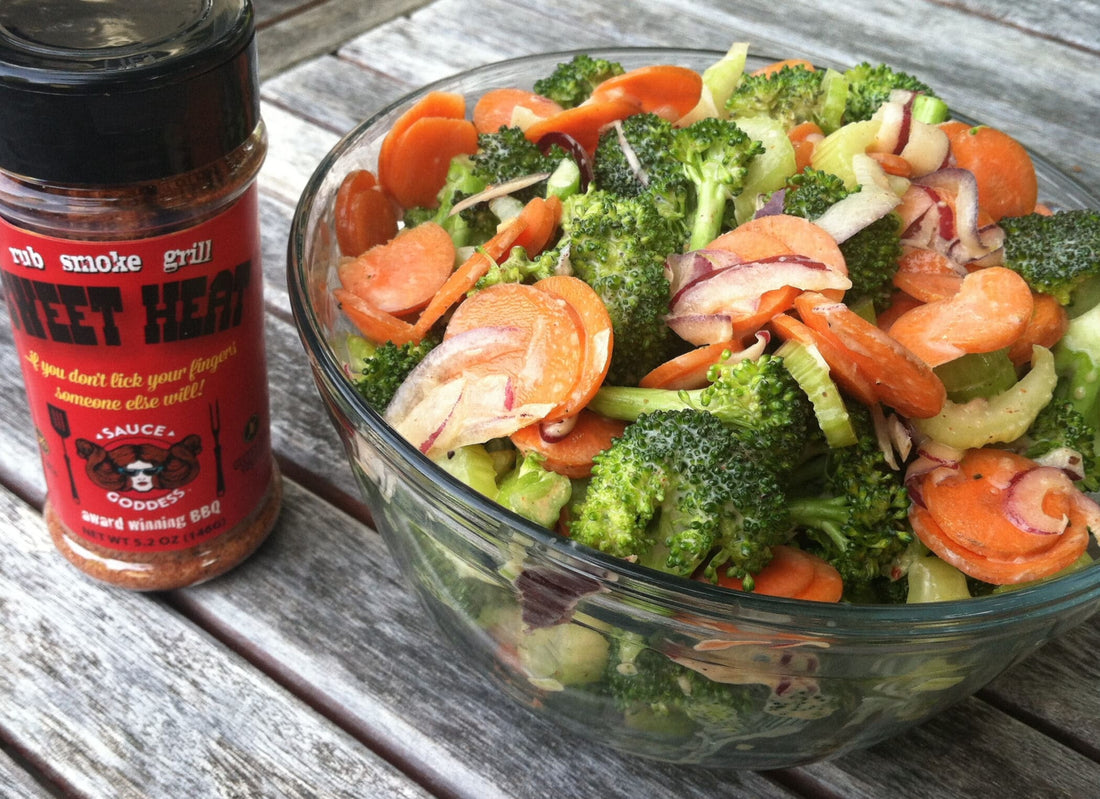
{"left": 0, "top": 487, "right": 432, "bottom": 799}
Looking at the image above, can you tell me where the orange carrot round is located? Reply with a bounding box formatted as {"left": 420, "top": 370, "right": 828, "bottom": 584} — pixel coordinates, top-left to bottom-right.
{"left": 379, "top": 115, "right": 479, "bottom": 209}
{"left": 891, "top": 247, "right": 964, "bottom": 303}
{"left": 338, "top": 220, "right": 456, "bottom": 316}
{"left": 939, "top": 120, "right": 1038, "bottom": 222}
{"left": 640, "top": 340, "right": 742, "bottom": 390}
{"left": 444, "top": 282, "right": 584, "bottom": 410}
{"left": 713, "top": 545, "right": 843, "bottom": 602}
{"left": 378, "top": 90, "right": 467, "bottom": 198}
{"left": 522, "top": 98, "right": 640, "bottom": 153}
{"left": 588, "top": 64, "right": 704, "bottom": 121}
{"left": 769, "top": 311, "right": 879, "bottom": 407}
{"left": 1007, "top": 292, "right": 1069, "bottom": 366}
{"left": 887, "top": 266, "right": 1034, "bottom": 367}
{"left": 334, "top": 169, "right": 399, "bottom": 256}
{"left": 333, "top": 288, "right": 418, "bottom": 346}
{"left": 787, "top": 121, "right": 824, "bottom": 173}
{"left": 794, "top": 291, "right": 946, "bottom": 418}
{"left": 510, "top": 410, "right": 627, "bottom": 479}
{"left": 532, "top": 274, "right": 614, "bottom": 419}
{"left": 473, "top": 87, "right": 563, "bottom": 134}
{"left": 716, "top": 214, "right": 848, "bottom": 277}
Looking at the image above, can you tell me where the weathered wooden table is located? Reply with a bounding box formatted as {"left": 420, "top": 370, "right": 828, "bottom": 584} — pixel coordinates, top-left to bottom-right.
{"left": 3, "top": 1, "right": 1099, "bottom": 796}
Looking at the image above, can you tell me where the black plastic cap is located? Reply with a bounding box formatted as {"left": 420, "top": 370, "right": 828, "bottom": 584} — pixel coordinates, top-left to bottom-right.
{"left": 0, "top": 0, "right": 260, "bottom": 184}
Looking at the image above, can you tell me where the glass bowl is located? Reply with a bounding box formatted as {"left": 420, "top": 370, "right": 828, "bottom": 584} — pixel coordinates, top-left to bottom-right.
{"left": 287, "top": 48, "right": 1100, "bottom": 769}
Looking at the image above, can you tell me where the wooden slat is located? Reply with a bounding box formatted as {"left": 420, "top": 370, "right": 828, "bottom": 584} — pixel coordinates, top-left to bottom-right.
{"left": 0, "top": 486, "right": 432, "bottom": 799}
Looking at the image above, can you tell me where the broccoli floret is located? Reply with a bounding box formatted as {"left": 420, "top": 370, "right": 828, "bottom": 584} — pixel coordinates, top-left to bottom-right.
{"left": 593, "top": 113, "right": 691, "bottom": 217}
{"left": 588, "top": 351, "right": 816, "bottom": 474}
{"left": 496, "top": 451, "right": 573, "bottom": 528}
{"left": 1000, "top": 209, "right": 1100, "bottom": 308}
{"left": 782, "top": 168, "right": 902, "bottom": 312}
{"left": 346, "top": 335, "right": 437, "bottom": 411}
{"left": 1016, "top": 399, "right": 1099, "bottom": 493}
{"left": 843, "top": 61, "right": 944, "bottom": 123}
{"left": 474, "top": 244, "right": 561, "bottom": 290}
{"left": 533, "top": 54, "right": 625, "bottom": 109}
{"left": 604, "top": 635, "right": 755, "bottom": 735}
{"left": 471, "top": 126, "right": 565, "bottom": 190}
{"left": 726, "top": 64, "right": 847, "bottom": 134}
{"left": 786, "top": 404, "right": 912, "bottom": 595}
{"left": 671, "top": 117, "right": 765, "bottom": 250}
{"left": 782, "top": 167, "right": 848, "bottom": 218}
{"left": 569, "top": 409, "right": 790, "bottom": 582}
{"left": 556, "top": 188, "right": 686, "bottom": 384}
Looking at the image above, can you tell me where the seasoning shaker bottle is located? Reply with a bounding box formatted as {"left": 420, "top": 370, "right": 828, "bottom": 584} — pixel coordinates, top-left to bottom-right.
{"left": 0, "top": 0, "right": 282, "bottom": 590}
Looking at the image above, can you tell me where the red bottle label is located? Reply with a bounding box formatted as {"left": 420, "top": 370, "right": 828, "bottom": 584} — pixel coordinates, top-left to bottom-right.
{"left": 1, "top": 187, "right": 274, "bottom": 553}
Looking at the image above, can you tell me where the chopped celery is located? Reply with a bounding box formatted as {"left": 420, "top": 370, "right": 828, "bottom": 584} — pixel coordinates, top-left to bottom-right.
{"left": 933, "top": 349, "right": 1018, "bottom": 402}
{"left": 776, "top": 338, "right": 857, "bottom": 447}
{"left": 433, "top": 444, "right": 500, "bottom": 499}
{"left": 818, "top": 69, "right": 849, "bottom": 134}
{"left": 701, "top": 42, "right": 749, "bottom": 113}
{"left": 907, "top": 556, "right": 971, "bottom": 603}
{"left": 912, "top": 94, "right": 950, "bottom": 124}
{"left": 546, "top": 157, "right": 582, "bottom": 199}
{"left": 731, "top": 115, "right": 797, "bottom": 224}
{"left": 913, "top": 345, "right": 1057, "bottom": 449}
{"left": 810, "top": 119, "right": 882, "bottom": 189}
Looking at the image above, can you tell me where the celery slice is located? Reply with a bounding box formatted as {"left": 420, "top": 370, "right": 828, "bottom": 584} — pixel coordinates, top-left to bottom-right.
{"left": 810, "top": 118, "right": 881, "bottom": 189}
{"left": 818, "top": 69, "right": 849, "bottom": 134}
{"left": 702, "top": 42, "right": 749, "bottom": 113}
{"left": 731, "top": 115, "right": 797, "bottom": 224}
{"left": 933, "top": 349, "right": 1018, "bottom": 402}
{"left": 907, "top": 556, "right": 971, "bottom": 603}
{"left": 433, "top": 444, "right": 501, "bottom": 499}
{"left": 775, "top": 338, "right": 858, "bottom": 447}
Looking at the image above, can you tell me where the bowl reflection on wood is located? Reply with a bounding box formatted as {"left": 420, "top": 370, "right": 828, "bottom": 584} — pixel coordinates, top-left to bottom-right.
{"left": 287, "top": 48, "right": 1100, "bottom": 768}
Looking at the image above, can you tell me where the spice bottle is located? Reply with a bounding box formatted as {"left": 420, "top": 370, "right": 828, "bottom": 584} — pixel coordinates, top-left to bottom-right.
{"left": 0, "top": 0, "right": 281, "bottom": 590}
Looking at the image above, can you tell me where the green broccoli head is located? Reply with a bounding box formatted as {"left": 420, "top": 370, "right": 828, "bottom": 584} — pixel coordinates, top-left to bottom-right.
{"left": 347, "top": 335, "right": 438, "bottom": 412}
{"left": 838, "top": 212, "right": 904, "bottom": 313}
{"left": 1000, "top": 209, "right": 1100, "bottom": 308}
{"left": 725, "top": 64, "right": 847, "bottom": 133}
{"left": 786, "top": 404, "right": 912, "bottom": 592}
{"left": 672, "top": 117, "right": 765, "bottom": 249}
{"left": 474, "top": 245, "right": 561, "bottom": 290}
{"left": 1019, "top": 398, "right": 1099, "bottom": 493}
{"left": 782, "top": 168, "right": 849, "bottom": 218}
{"left": 593, "top": 112, "right": 691, "bottom": 219}
{"left": 588, "top": 352, "right": 816, "bottom": 475}
{"left": 560, "top": 188, "right": 686, "bottom": 384}
{"left": 842, "top": 61, "right": 942, "bottom": 123}
{"left": 533, "top": 54, "right": 625, "bottom": 109}
{"left": 471, "top": 126, "right": 566, "bottom": 195}
{"left": 569, "top": 409, "right": 790, "bottom": 581}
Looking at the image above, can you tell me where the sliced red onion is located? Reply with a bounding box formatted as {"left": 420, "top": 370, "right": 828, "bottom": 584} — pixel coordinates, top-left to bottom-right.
{"left": 449, "top": 172, "right": 552, "bottom": 216}
{"left": 1072, "top": 492, "right": 1100, "bottom": 545}
{"left": 670, "top": 254, "right": 851, "bottom": 318}
{"left": 665, "top": 311, "right": 735, "bottom": 346}
{"left": 536, "top": 131, "right": 594, "bottom": 192}
{"left": 664, "top": 249, "right": 740, "bottom": 301}
{"left": 1003, "top": 466, "right": 1075, "bottom": 536}
{"left": 916, "top": 439, "right": 965, "bottom": 468}
{"left": 871, "top": 99, "right": 908, "bottom": 156}
{"left": 811, "top": 154, "right": 901, "bottom": 243}
{"left": 914, "top": 168, "right": 1004, "bottom": 264}
{"left": 754, "top": 188, "right": 787, "bottom": 219}
{"left": 537, "top": 414, "right": 579, "bottom": 443}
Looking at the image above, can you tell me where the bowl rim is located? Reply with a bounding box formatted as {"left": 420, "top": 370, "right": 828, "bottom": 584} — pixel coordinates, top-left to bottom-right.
{"left": 288, "top": 46, "right": 1100, "bottom": 636}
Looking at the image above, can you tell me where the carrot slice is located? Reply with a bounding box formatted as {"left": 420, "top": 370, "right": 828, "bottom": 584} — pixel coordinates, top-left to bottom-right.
{"left": 866, "top": 151, "right": 913, "bottom": 178}
{"left": 532, "top": 274, "right": 613, "bottom": 419}
{"left": 511, "top": 194, "right": 563, "bottom": 257}
{"left": 939, "top": 120, "right": 1038, "bottom": 222}
{"left": 378, "top": 91, "right": 467, "bottom": 196}
{"left": 640, "top": 340, "right": 741, "bottom": 390}
{"left": 588, "top": 64, "right": 704, "bottom": 122}
{"left": 714, "top": 545, "right": 843, "bottom": 602}
{"left": 444, "top": 282, "right": 583, "bottom": 409}
{"left": 887, "top": 266, "right": 1034, "bottom": 367}
{"left": 473, "top": 87, "right": 563, "bottom": 134}
{"left": 338, "top": 221, "right": 456, "bottom": 316}
{"left": 510, "top": 410, "right": 627, "bottom": 479}
{"left": 769, "top": 311, "right": 878, "bottom": 406}
{"left": 909, "top": 448, "right": 1091, "bottom": 584}
{"left": 751, "top": 58, "right": 816, "bottom": 77}
{"left": 891, "top": 247, "right": 964, "bottom": 303}
{"left": 378, "top": 115, "right": 479, "bottom": 209}
{"left": 1007, "top": 292, "right": 1069, "bottom": 366}
{"left": 333, "top": 288, "right": 418, "bottom": 346}
{"left": 704, "top": 227, "right": 805, "bottom": 335}
{"left": 875, "top": 291, "right": 923, "bottom": 332}
{"left": 522, "top": 98, "right": 641, "bottom": 153}
{"left": 334, "top": 169, "right": 399, "bottom": 256}
{"left": 793, "top": 291, "right": 946, "bottom": 417}
{"left": 787, "top": 121, "right": 824, "bottom": 173}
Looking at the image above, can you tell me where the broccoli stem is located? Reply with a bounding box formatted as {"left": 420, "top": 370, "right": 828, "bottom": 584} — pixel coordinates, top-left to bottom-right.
{"left": 688, "top": 180, "right": 727, "bottom": 250}
{"left": 786, "top": 496, "right": 850, "bottom": 552}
